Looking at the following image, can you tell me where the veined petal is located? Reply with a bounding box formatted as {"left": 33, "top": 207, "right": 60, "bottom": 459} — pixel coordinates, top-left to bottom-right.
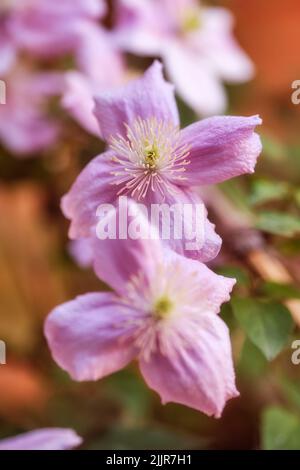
{"left": 146, "top": 187, "right": 222, "bottom": 262}
{"left": 61, "top": 150, "right": 119, "bottom": 239}
{"left": 93, "top": 199, "right": 163, "bottom": 296}
{"left": 180, "top": 115, "right": 262, "bottom": 185}
{"left": 45, "top": 292, "right": 140, "bottom": 381}
{"left": 0, "top": 428, "right": 82, "bottom": 451}
{"left": 93, "top": 61, "right": 179, "bottom": 142}
{"left": 140, "top": 313, "right": 238, "bottom": 417}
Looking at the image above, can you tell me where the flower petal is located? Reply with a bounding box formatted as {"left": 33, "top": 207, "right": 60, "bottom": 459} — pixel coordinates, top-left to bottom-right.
{"left": 45, "top": 292, "right": 139, "bottom": 381}
{"left": 93, "top": 199, "right": 163, "bottom": 296}
{"left": 180, "top": 115, "right": 262, "bottom": 185}
{"left": 114, "top": 0, "right": 167, "bottom": 57}
{"left": 200, "top": 7, "right": 254, "bottom": 83}
{"left": 140, "top": 313, "right": 238, "bottom": 417}
{"left": 0, "top": 428, "right": 82, "bottom": 451}
{"left": 144, "top": 186, "right": 222, "bottom": 262}
{"left": 68, "top": 238, "right": 94, "bottom": 268}
{"left": 163, "top": 41, "right": 227, "bottom": 115}
{"left": 61, "top": 150, "right": 119, "bottom": 239}
{"left": 93, "top": 61, "right": 179, "bottom": 142}
{"left": 62, "top": 71, "right": 101, "bottom": 137}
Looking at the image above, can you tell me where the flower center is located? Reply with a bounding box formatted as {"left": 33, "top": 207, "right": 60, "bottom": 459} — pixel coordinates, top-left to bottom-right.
{"left": 153, "top": 296, "right": 173, "bottom": 319}
{"left": 181, "top": 8, "right": 201, "bottom": 34}
{"left": 110, "top": 117, "right": 190, "bottom": 200}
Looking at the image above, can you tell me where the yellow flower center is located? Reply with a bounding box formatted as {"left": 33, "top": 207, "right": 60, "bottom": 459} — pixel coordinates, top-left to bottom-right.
{"left": 181, "top": 8, "right": 201, "bottom": 33}
{"left": 153, "top": 296, "right": 173, "bottom": 319}
{"left": 144, "top": 140, "right": 159, "bottom": 168}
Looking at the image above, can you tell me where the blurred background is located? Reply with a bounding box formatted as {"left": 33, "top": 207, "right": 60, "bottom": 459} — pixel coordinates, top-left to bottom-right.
{"left": 0, "top": 0, "right": 300, "bottom": 450}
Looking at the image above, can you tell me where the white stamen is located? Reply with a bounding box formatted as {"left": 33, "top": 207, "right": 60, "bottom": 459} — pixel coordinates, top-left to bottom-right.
{"left": 110, "top": 117, "right": 190, "bottom": 200}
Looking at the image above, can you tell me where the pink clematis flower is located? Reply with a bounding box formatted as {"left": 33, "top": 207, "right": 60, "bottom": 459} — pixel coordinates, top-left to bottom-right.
{"left": 7, "top": 0, "right": 106, "bottom": 60}
{"left": 45, "top": 202, "right": 238, "bottom": 417}
{"left": 62, "top": 61, "right": 262, "bottom": 262}
{"left": 114, "top": 0, "right": 254, "bottom": 115}
{"left": 0, "top": 428, "right": 82, "bottom": 451}
{"left": 0, "top": 67, "right": 62, "bottom": 155}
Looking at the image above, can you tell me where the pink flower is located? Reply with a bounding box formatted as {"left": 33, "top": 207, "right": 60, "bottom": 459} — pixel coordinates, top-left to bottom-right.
{"left": 0, "top": 67, "right": 62, "bottom": 155}
{"left": 7, "top": 0, "right": 106, "bottom": 60}
{"left": 62, "top": 61, "right": 262, "bottom": 262}
{"left": 45, "top": 202, "right": 238, "bottom": 417}
{"left": 61, "top": 28, "right": 125, "bottom": 137}
{"left": 114, "top": 0, "right": 254, "bottom": 115}
{"left": 2, "top": 0, "right": 114, "bottom": 81}
{"left": 0, "top": 20, "right": 16, "bottom": 75}
{"left": 0, "top": 428, "right": 82, "bottom": 451}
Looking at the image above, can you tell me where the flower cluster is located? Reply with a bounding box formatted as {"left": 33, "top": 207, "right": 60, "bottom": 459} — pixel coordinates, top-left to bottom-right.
{"left": 46, "top": 60, "right": 262, "bottom": 417}
{"left": 0, "top": 0, "right": 262, "bottom": 443}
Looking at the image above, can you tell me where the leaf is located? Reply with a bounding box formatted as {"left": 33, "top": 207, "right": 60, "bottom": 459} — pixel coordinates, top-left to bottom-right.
{"left": 255, "top": 211, "right": 300, "bottom": 236}
{"left": 262, "top": 407, "right": 300, "bottom": 450}
{"left": 216, "top": 265, "right": 250, "bottom": 287}
{"left": 232, "top": 298, "right": 293, "bottom": 360}
{"left": 249, "top": 179, "right": 290, "bottom": 206}
{"left": 259, "top": 281, "right": 300, "bottom": 301}
{"left": 238, "top": 339, "right": 267, "bottom": 378}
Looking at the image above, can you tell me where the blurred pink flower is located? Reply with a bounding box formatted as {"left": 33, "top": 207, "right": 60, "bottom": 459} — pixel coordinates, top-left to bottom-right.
{"left": 62, "top": 61, "right": 262, "bottom": 262}
{"left": 1, "top": 0, "right": 112, "bottom": 78}
{"left": 114, "top": 0, "right": 254, "bottom": 115}
{"left": 7, "top": 0, "right": 105, "bottom": 58}
{"left": 45, "top": 202, "right": 238, "bottom": 417}
{"left": 0, "top": 428, "right": 82, "bottom": 451}
{"left": 61, "top": 28, "right": 125, "bottom": 137}
{"left": 0, "top": 67, "right": 62, "bottom": 155}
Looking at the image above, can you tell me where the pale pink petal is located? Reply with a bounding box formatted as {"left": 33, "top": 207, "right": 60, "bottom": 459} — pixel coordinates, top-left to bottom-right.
{"left": 0, "top": 29, "right": 16, "bottom": 75}
{"left": 0, "top": 114, "right": 58, "bottom": 155}
{"left": 74, "top": 24, "right": 124, "bottom": 84}
{"left": 61, "top": 151, "right": 119, "bottom": 238}
{"left": 62, "top": 71, "right": 101, "bottom": 137}
{"left": 200, "top": 8, "right": 254, "bottom": 83}
{"left": 68, "top": 238, "right": 94, "bottom": 268}
{"left": 93, "top": 61, "right": 179, "bottom": 142}
{"left": 140, "top": 313, "right": 238, "bottom": 417}
{"left": 180, "top": 115, "right": 262, "bottom": 185}
{"left": 0, "top": 428, "right": 82, "bottom": 451}
{"left": 145, "top": 186, "right": 222, "bottom": 263}
{"left": 45, "top": 292, "right": 140, "bottom": 381}
{"left": 165, "top": 249, "right": 236, "bottom": 314}
{"left": 9, "top": 0, "right": 106, "bottom": 58}
{"left": 93, "top": 200, "right": 163, "bottom": 296}
{"left": 114, "top": 0, "right": 166, "bottom": 56}
{"left": 163, "top": 41, "right": 227, "bottom": 116}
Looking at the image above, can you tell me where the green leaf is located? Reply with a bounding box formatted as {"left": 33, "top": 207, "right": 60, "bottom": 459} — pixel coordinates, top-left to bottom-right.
{"left": 255, "top": 211, "right": 300, "bottom": 236}
{"left": 262, "top": 407, "right": 300, "bottom": 450}
{"left": 216, "top": 265, "right": 250, "bottom": 287}
{"left": 259, "top": 281, "right": 300, "bottom": 301}
{"left": 238, "top": 339, "right": 267, "bottom": 378}
{"left": 249, "top": 179, "right": 290, "bottom": 206}
{"left": 232, "top": 298, "right": 293, "bottom": 360}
